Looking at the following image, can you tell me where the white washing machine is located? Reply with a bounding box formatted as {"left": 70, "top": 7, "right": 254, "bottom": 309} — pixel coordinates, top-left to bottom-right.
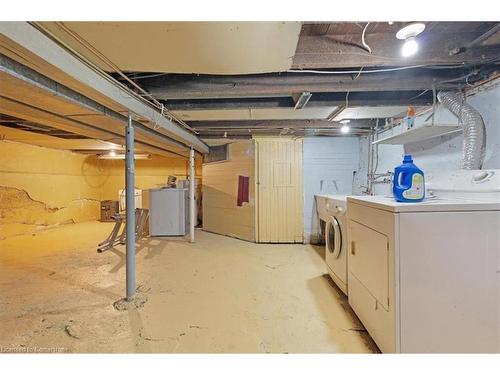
{"left": 315, "top": 194, "right": 348, "bottom": 294}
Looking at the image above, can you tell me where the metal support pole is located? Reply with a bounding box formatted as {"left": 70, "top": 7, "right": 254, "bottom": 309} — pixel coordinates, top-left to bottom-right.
{"left": 125, "top": 114, "right": 136, "bottom": 300}
{"left": 189, "top": 147, "right": 196, "bottom": 243}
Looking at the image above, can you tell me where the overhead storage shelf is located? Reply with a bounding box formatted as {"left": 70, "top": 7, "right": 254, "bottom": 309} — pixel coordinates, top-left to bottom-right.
{"left": 373, "top": 124, "right": 462, "bottom": 145}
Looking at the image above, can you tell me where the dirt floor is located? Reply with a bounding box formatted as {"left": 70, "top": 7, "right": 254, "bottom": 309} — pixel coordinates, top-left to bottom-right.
{"left": 0, "top": 222, "right": 378, "bottom": 353}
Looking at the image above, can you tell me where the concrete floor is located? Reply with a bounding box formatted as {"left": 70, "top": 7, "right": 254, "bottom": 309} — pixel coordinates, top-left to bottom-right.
{"left": 0, "top": 222, "right": 378, "bottom": 353}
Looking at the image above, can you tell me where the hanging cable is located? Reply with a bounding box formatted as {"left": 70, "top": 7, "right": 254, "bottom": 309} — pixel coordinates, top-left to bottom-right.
{"left": 361, "top": 22, "right": 372, "bottom": 54}
{"left": 287, "top": 65, "right": 428, "bottom": 74}
{"left": 407, "top": 89, "right": 430, "bottom": 101}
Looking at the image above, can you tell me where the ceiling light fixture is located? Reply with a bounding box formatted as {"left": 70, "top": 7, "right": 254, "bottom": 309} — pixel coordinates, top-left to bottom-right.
{"left": 340, "top": 124, "right": 350, "bottom": 134}
{"left": 98, "top": 153, "right": 151, "bottom": 160}
{"left": 396, "top": 23, "right": 425, "bottom": 57}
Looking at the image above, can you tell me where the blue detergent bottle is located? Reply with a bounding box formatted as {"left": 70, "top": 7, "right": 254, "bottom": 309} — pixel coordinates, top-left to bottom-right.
{"left": 393, "top": 155, "right": 425, "bottom": 202}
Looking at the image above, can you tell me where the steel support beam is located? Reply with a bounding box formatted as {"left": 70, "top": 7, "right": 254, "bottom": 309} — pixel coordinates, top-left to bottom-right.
{"left": 189, "top": 147, "right": 196, "bottom": 243}
{"left": 125, "top": 114, "right": 135, "bottom": 300}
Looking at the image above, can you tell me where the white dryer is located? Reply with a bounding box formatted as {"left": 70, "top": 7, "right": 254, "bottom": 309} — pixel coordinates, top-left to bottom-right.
{"left": 315, "top": 194, "right": 349, "bottom": 294}
{"left": 346, "top": 170, "right": 500, "bottom": 353}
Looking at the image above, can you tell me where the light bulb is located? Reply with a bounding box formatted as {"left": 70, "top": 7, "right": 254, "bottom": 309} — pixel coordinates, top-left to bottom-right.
{"left": 340, "top": 125, "right": 350, "bottom": 134}
{"left": 402, "top": 37, "right": 418, "bottom": 57}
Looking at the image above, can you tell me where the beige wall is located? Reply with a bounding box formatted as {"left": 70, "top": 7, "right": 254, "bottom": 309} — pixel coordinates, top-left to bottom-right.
{"left": 0, "top": 139, "right": 201, "bottom": 239}
{"left": 202, "top": 141, "right": 255, "bottom": 241}
{"left": 97, "top": 155, "right": 202, "bottom": 201}
{"left": 0, "top": 140, "right": 103, "bottom": 238}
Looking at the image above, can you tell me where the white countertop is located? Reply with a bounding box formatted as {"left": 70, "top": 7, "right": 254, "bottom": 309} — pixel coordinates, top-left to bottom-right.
{"left": 347, "top": 195, "right": 500, "bottom": 213}
{"left": 315, "top": 194, "right": 349, "bottom": 201}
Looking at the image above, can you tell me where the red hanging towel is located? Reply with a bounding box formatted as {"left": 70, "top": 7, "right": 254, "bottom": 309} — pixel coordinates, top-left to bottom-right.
{"left": 237, "top": 175, "right": 250, "bottom": 207}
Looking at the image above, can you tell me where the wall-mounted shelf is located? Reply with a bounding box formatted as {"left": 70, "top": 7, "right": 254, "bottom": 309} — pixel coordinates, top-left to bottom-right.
{"left": 373, "top": 124, "right": 462, "bottom": 145}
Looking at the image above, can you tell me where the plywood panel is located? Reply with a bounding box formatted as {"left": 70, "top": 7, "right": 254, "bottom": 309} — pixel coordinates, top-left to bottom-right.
{"left": 255, "top": 137, "right": 303, "bottom": 243}
{"left": 202, "top": 141, "right": 255, "bottom": 241}
{"left": 38, "top": 22, "right": 301, "bottom": 75}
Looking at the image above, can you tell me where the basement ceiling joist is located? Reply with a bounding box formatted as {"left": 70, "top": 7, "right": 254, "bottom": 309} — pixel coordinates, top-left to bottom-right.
{"left": 172, "top": 107, "right": 339, "bottom": 121}
{"left": 293, "top": 22, "right": 500, "bottom": 69}
{"left": 0, "top": 22, "right": 208, "bottom": 153}
{"left": 163, "top": 90, "right": 436, "bottom": 111}
{"left": 334, "top": 106, "right": 410, "bottom": 121}
{"left": 0, "top": 124, "right": 125, "bottom": 153}
{"left": 0, "top": 53, "right": 190, "bottom": 158}
{"left": 191, "top": 119, "right": 374, "bottom": 129}
{"left": 191, "top": 119, "right": 374, "bottom": 139}
{"left": 142, "top": 67, "right": 494, "bottom": 100}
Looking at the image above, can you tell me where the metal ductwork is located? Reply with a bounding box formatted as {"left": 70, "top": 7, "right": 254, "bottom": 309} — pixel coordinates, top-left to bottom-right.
{"left": 437, "top": 91, "right": 486, "bottom": 169}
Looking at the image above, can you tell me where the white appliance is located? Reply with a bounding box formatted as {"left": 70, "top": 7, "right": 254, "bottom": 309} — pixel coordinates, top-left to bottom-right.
{"left": 118, "top": 189, "right": 142, "bottom": 213}
{"left": 315, "top": 194, "right": 349, "bottom": 294}
{"left": 148, "top": 188, "right": 188, "bottom": 236}
{"left": 346, "top": 169, "right": 500, "bottom": 353}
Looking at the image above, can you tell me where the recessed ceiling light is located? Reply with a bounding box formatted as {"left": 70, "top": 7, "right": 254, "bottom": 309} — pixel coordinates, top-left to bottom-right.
{"left": 396, "top": 23, "right": 425, "bottom": 40}
{"left": 402, "top": 37, "right": 419, "bottom": 57}
{"left": 396, "top": 23, "right": 425, "bottom": 58}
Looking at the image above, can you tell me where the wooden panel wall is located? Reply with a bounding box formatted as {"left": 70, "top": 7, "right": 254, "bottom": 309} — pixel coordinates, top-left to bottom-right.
{"left": 202, "top": 141, "right": 255, "bottom": 241}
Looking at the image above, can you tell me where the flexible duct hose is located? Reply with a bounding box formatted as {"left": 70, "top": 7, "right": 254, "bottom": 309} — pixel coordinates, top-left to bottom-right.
{"left": 437, "top": 91, "right": 486, "bottom": 169}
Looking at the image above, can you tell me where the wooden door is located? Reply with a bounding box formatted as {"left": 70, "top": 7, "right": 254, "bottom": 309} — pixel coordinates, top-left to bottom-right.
{"left": 255, "top": 137, "right": 303, "bottom": 243}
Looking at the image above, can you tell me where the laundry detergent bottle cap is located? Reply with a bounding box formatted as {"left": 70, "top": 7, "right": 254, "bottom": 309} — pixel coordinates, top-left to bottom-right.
{"left": 392, "top": 154, "right": 425, "bottom": 202}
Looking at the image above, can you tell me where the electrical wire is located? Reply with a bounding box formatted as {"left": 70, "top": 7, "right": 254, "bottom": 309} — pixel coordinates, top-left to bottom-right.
{"left": 286, "top": 56, "right": 500, "bottom": 75}
{"left": 361, "top": 22, "right": 372, "bottom": 54}
{"left": 407, "top": 89, "right": 430, "bottom": 101}
{"left": 287, "top": 65, "right": 429, "bottom": 74}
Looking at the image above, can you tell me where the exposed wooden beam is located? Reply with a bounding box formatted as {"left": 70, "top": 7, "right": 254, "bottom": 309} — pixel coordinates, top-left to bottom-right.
{"left": 144, "top": 68, "right": 491, "bottom": 100}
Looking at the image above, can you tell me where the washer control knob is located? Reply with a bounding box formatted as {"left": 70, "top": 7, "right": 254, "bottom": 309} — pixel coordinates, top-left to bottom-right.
{"left": 473, "top": 171, "right": 489, "bottom": 182}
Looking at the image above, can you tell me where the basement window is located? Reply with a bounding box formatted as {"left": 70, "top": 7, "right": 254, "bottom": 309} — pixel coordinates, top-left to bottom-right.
{"left": 204, "top": 144, "right": 229, "bottom": 164}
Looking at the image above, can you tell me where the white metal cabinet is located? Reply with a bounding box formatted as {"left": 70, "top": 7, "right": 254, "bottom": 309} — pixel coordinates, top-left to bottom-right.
{"left": 149, "top": 188, "right": 188, "bottom": 236}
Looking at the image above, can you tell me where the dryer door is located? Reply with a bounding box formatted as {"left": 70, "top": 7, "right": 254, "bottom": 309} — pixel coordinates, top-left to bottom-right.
{"left": 326, "top": 216, "right": 342, "bottom": 259}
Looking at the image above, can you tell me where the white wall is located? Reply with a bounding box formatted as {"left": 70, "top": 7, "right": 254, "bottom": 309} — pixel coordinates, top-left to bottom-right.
{"left": 355, "top": 79, "right": 500, "bottom": 196}
{"left": 303, "top": 136, "right": 359, "bottom": 243}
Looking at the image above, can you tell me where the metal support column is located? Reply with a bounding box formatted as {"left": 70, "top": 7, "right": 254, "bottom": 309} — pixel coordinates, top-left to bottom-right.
{"left": 125, "top": 114, "right": 136, "bottom": 300}
{"left": 189, "top": 147, "right": 196, "bottom": 243}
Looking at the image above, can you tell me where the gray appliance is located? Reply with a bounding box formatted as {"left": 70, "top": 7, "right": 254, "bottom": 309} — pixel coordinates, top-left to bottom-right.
{"left": 148, "top": 188, "right": 188, "bottom": 236}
